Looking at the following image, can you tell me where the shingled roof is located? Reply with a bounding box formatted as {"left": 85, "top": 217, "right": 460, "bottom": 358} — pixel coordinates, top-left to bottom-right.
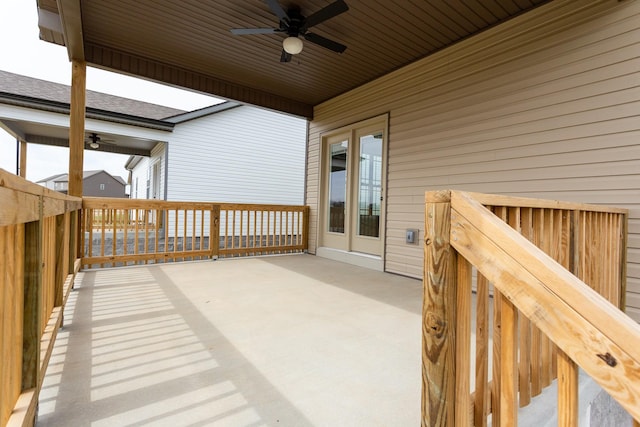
{"left": 0, "top": 69, "right": 186, "bottom": 120}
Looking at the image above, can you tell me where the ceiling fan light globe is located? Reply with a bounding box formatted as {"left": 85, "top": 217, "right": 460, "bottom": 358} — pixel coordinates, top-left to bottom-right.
{"left": 89, "top": 142, "right": 99, "bottom": 149}
{"left": 283, "top": 36, "right": 303, "bottom": 54}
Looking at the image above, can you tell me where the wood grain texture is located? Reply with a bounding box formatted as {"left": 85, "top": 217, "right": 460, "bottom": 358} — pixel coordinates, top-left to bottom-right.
{"left": 22, "top": 218, "right": 42, "bottom": 391}
{"left": 454, "top": 255, "right": 471, "bottom": 427}
{"left": 423, "top": 191, "right": 456, "bottom": 426}
{"left": 68, "top": 60, "right": 86, "bottom": 198}
{"left": 19, "top": 141, "right": 26, "bottom": 179}
{"left": 1, "top": 172, "right": 81, "bottom": 427}
{"left": 0, "top": 187, "right": 40, "bottom": 226}
{"left": 500, "top": 294, "right": 518, "bottom": 425}
{"left": 518, "top": 207, "right": 532, "bottom": 407}
{"left": 450, "top": 191, "right": 640, "bottom": 420}
{"left": 557, "top": 349, "right": 578, "bottom": 427}
{"left": 81, "top": 200, "right": 307, "bottom": 267}
{"left": 474, "top": 273, "right": 490, "bottom": 427}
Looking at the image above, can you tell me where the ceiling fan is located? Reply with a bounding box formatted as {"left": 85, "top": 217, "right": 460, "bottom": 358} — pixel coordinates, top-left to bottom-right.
{"left": 85, "top": 133, "right": 115, "bottom": 150}
{"left": 230, "top": 0, "right": 349, "bottom": 62}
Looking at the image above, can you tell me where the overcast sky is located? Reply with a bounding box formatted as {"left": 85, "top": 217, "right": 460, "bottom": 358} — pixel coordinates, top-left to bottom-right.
{"left": 0, "top": 0, "right": 222, "bottom": 182}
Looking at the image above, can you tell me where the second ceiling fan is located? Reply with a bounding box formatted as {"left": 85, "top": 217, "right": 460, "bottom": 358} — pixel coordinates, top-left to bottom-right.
{"left": 231, "top": 0, "right": 349, "bottom": 62}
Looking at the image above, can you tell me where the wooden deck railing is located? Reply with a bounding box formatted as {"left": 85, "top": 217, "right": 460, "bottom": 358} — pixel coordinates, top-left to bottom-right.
{"left": 422, "top": 190, "right": 639, "bottom": 426}
{"left": 0, "top": 169, "right": 81, "bottom": 427}
{"left": 81, "top": 198, "right": 309, "bottom": 268}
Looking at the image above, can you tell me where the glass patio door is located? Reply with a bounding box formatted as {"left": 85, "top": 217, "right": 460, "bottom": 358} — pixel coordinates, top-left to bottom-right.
{"left": 321, "top": 118, "right": 386, "bottom": 257}
{"left": 322, "top": 132, "right": 350, "bottom": 251}
{"left": 350, "top": 129, "right": 383, "bottom": 254}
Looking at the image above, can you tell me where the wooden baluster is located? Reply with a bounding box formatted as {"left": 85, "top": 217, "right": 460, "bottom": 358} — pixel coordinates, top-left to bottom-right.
{"left": 232, "top": 210, "right": 237, "bottom": 252}
{"left": 279, "top": 210, "right": 283, "bottom": 251}
{"left": 123, "top": 208, "right": 129, "bottom": 266}
{"left": 540, "top": 209, "right": 552, "bottom": 388}
{"left": 163, "top": 209, "right": 169, "bottom": 261}
{"left": 211, "top": 205, "right": 220, "bottom": 259}
{"left": 192, "top": 209, "right": 196, "bottom": 254}
{"left": 267, "top": 211, "right": 271, "bottom": 251}
{"left": 557, "top": 350, "right": 578, "bottom": 426}
{"left": 181, "top": 208, "right": 186, "bottom": 261}
{"left": 100, "top": 208, "right": 106, "bottom": 268}
{"left": 500, "top": 291, "right": 518, "bottom": 426}
{"left": 475, "top": 273, "right": 490, "bottom": 427}
{"left": 112, "top": 209, "right": 117, "bottom": 267}
{"left": 200, "top": 209, "right": 205, "bottom": 252}
{"left": 253, "top": 210, "right": 257, "bottom": 251}
{"left": 519, "top": 207, "right": 532, "bottom": 407}
{"left": 489, "top": 206, "right": 507, "bottom": 426}
{"left": 285, "top": 211, "right": 290, "bottom": 251}
{"left": 144, "top": 208, "right": 148, "bottom": 261}
{"left": 87, "top": 208, "right": 93, "bottom": 268}
{"left": 173, "top": 209, "right": 178, "bottom": 259}
{"left": 22, "top": 199, "right": 43, "bottom": 395}
{"left": 224, "top": 209, "right": 229, "bottom": 253}
{"left": 239, "top": 209, "right": 244, "bottom": 253}
{"left": 134, "top": 208, "right": 140, "bottom": 263}
{"left": 455, "top": 255, "right": 472, "bottom": 427}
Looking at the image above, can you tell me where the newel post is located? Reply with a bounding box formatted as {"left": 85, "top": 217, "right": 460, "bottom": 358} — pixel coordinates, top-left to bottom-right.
{"left": 423, "top": 190, "right": 458, "bottom": 426}
{"left": 210, "top": 205, "right": 220, "bottom": 259}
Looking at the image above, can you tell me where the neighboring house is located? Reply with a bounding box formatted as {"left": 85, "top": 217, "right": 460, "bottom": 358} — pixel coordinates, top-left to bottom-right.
{"left": 125, "top": 102, "right": 306, "bottom": 205}
{"left": 0, "top": 70, "right": 307, "bottom": 208}
{"left": 37, "top": 170, "right": 126, "bottom": 197}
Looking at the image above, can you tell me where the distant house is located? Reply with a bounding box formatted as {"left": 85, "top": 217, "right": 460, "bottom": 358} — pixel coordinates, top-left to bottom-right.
{"left": 37, "top": 170, "right": 126, "bottom": 197}
{"left": 125, "top": 102, "right": 306, "bottom": 204}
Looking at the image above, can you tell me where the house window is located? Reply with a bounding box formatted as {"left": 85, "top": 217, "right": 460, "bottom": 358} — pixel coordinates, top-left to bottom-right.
{"left": 100, "top": 184, "right": 105, "bottom": 191}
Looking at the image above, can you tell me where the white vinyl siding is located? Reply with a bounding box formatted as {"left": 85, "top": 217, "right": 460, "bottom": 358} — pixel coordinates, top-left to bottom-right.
{"left": 130, "top": 144, "right": 166, "bottom": 200}
{"left": 307, "top": 0, "right": 640, "bottom": 319}
{"left": 129, "top": 157, "right": 149, "bottom": 199}
{"left": 129, "top": 106, "right": 306, "bottom": 238}
{"left": 150, "top": 143, "right": 166, "bottom": 200}
{"left": 167, "top": 106, "right": 306, "bottom": 205}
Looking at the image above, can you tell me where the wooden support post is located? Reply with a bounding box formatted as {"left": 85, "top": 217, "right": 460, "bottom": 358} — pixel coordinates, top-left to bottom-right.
{"left": 19, "top": 140, "right": 27, "bottom": 178}
{"left": 303, "top": 205, "right": 310, "bottom": 252}
{"left": 211, "top": 205, "right": 220, "bottom": 259}
{"left": 68, "top": 60, "right": 86, "bottom": 198}
{"left": 423, "top": 190, "right": 457, "bottom": 426}
{"left": 22, "top": 197, "right": 43, "bottom": 392}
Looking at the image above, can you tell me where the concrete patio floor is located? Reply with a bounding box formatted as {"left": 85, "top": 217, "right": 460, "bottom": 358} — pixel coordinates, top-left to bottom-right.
{"left": 38, "top": 254, "right": 423, "bottom": 427}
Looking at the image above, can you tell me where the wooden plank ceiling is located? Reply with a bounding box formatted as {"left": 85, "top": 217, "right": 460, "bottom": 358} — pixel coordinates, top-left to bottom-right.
{"left": 37, "top": 0, "right": 548, "bottom": 118}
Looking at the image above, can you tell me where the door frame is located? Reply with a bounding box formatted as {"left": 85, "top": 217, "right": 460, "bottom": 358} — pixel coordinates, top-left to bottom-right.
{"left": 317, "top": 113, "right": 389, "bottom": 267}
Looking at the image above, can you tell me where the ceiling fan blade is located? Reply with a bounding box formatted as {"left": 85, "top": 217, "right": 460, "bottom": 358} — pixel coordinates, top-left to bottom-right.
{"left": 280, "top": 49, "right": 292, "bottom": 63}
{"left": 231, "top": 28, "right": 278, "bottom": 35}
{"left": 304, "top": 32, "right": 347, "bottom": 53}
{"left": 265, "top": 0, "right": 289, "bottom": 23}
{"left": 304, "top": 0, "right": 349, "bottom": 29}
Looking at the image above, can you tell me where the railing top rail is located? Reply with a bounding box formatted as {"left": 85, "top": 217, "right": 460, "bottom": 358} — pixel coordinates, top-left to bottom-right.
{"left": 83, "top": 197, "right": 308, "bottom": 211}
{"left": 0, "top": 168, "right": 81, "bottom": 202}
{"left": 426, "top": 190, "right": 628, "bottom": 214}
{"left": 220, "top": 203, "right": 308, "bottom": 211}
{"left": 83, "top": 197, "right": 216, "bottom": 210}
{"left": 1, "top": 169, "right": 81, "bottom": 225}
{"left": 441, "top": 190, "right": 640, "bottom": 420}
